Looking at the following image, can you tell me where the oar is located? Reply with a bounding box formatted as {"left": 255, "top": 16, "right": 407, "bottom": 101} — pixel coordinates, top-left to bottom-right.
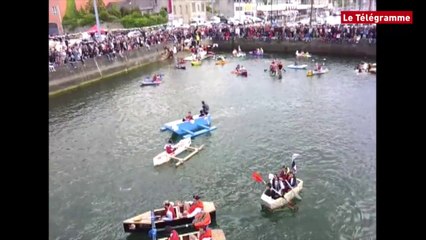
{"left": 285, "top": 179, "right": 302, "bottom": 200}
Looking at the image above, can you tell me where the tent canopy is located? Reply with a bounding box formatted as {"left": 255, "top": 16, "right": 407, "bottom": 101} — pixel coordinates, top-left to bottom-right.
{"left": 87, "top": 24, "right": 107, "bottom": 34}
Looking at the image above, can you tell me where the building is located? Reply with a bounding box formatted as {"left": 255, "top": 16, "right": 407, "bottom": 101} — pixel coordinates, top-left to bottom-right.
{"left": 233, "top": 0, "right": 257, "bottom": 19}
{"left": 213, "top": 0, "right": 234, "bottom": 18}
{"left": 172, "top": 0, "right": 209, "bottom": 24}
{"left": 49, "top": 0, "right": 122, "bottom": 35}
{"left": 256, "top": 0, "right": 332, "bottom": 23}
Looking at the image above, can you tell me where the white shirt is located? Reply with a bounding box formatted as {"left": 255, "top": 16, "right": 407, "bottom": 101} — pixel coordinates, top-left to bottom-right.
{"left": 186, "top": 207, "right": 202, "bottom": 218}
{"left": 163, "top": 209, "right": 173, "bottom": 221}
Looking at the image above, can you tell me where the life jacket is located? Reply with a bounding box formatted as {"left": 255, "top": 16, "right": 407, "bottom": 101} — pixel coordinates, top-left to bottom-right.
{"left": 199, "top": 228, "right": 212, "bottom": 240}
{"left": 168, "top": 205, "right": 176, "bottom": 219}
{"left": 165, "top": 145, "right": 174, "bottom": 154}
{"left": 188, "top": 200, "right": 204, "bottom": 214}
{"left": 168, "top": 229, "right": 179, "bottom": 240}
{"left": 193, "top": 211, "right": 211, "bottom": 230}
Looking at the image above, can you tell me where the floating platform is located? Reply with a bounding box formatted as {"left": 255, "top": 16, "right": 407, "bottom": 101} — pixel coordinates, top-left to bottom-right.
{"left": 171, "top": 144, "right": 205, "bottom": 167}
{"left": 160, "top": 114, "right": 217, "bottom": 138}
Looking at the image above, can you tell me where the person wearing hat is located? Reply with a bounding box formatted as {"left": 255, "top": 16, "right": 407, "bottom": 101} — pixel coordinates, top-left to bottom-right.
{"left": 162, "top": 201, "right": 176, "bottom": 222}
{"left": 183, "top": 195, "right": 204, "bottom": 218}
{"left": 165, "top": 225, "right": 180, "bottom": 240}
{"left": 189, "top": 226, "right": 212, "bottom": 240}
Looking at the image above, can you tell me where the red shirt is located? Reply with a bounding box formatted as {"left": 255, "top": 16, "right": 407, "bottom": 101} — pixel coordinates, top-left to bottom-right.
{"left": 188, "top": 200, "right": 204, "bottom": 214}
{"left": 199, "top": 229, "right": 212, "bottom": 240}
{"left": 168, "top": 230, "right": 179, "bottom": 240}
{"left": 166, "top": 145, "right": 174, "bottom": 154}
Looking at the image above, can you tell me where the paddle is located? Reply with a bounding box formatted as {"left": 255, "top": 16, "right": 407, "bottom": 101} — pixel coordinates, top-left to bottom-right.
{"left": 285, "top": 179, "right": 302, "bottom": 200}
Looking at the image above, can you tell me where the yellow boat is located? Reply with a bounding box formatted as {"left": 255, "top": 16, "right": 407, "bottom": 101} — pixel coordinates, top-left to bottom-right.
{"left": 215, "top": 60, "right": 227, "bottom": 65}
{"left": 191, "top": 61, "right": 202, "bottom": 66}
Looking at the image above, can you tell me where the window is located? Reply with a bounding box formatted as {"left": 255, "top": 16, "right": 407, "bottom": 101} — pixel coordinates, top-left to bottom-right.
{"left": 201, "top": 3, "right": 205, "bottom": 11}
{"left": 192, "top": 3, "right": 196, "bottom": 12}
{"left": 186, "top": 5, "right": 188, "bottom": 13}
{"left": 179, "top": 5, "right": 182, "bottom": 14}
{"left": 197, "top": 4, "right": 200, "bottom": 11}
{"left": 52, "top": 6, "right": 58, "bottom": 15}
{"left": 236, "top": 7, "right": 243, "bottom": 11}
{"left": 173, "top": 5, "right": 176, "bottom": 14}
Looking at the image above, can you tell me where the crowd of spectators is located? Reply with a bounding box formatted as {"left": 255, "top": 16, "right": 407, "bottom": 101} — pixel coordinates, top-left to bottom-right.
{"left": 49, "top": 22, "right": 376, "bottom": 70}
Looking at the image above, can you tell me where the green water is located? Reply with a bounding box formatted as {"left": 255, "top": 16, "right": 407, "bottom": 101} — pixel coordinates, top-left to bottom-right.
{"left": 49, "top": 54, "right": 376, "bottom": 240}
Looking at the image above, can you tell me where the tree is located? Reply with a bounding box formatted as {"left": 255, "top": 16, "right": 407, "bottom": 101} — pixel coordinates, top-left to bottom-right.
{"left": 85, "top": 0, "right": 106, "bottom": 14}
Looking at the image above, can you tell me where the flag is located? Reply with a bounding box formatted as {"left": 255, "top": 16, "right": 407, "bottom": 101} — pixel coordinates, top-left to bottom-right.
{"left": 291, "top": 159, "right": 297, "bottom": 173}
{"left": 291, "top": 153, "right": 300, "bottom": 173}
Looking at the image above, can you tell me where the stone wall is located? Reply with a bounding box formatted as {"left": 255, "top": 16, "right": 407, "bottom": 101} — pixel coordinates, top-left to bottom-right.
{"left": 212, "top": 39, "right": 376, "bottom": 57}
{"left": 49, "top": 44, "right": 171, "bottom": 95}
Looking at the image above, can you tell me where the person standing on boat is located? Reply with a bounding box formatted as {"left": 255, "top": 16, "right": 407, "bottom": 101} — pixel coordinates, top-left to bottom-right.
{"left": 162, "top": 201, "right": 176, "bottom": 222}
{"left": 165, "top": 225, "right": 180, "bottom": 240}
{"left": 184, "top": 195, "right": 204, "bottom": 218}
{"left": 201, "top": 101, "right": 209, "bottom": 115}
{"left": 189, "top": 226, "right": 212, "bottom": 240}
{"left": 199, "top": 110, "right": 205, "bottom": 117}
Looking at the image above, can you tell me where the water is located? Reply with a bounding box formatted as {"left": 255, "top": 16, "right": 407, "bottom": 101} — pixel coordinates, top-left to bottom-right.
{"left": 49, "top": 54, "right": 376, "bottom": 240}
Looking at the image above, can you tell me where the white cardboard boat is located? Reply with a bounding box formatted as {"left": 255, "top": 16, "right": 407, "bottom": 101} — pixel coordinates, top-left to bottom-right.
{"left": 260, "top": 178, "right": 303, "bottom": 210}
{"left": 312, "top": 68, "right": 329, "bottom": 75}
{"left": 295, "top": 50, "right": 312, "bottom": 58}
{"left": 153, "top": 138, "right": 192, "bottom": 166}
{"left": 287, "top": 64, "right": 308, "bottom": 69}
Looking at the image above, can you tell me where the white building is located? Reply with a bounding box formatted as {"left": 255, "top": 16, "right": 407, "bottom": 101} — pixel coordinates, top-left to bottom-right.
{"left": 172, "top": 0, "right": 209, "bottom": 24}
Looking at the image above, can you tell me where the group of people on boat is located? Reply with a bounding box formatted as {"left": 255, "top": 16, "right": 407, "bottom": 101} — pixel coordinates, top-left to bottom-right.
{"left": 163, "top": 195, "right": 212, "bottom": 240}
{"left": 270, "top": 60, "right": 284, "bottom": 77}
{"left": 355, "top": 62, "right": 374, "bottom": 73}
{"left": 181, "top": 101, "right": 209, "bottom": 122}
{"left": 232, "top": 45, "right": 245, "bottom": 57}
{"left": 176, "top": 58, "right": 186, "bottom": 69}
{"left": 264, "top": 165, "right": 298, "bottom": 200}
{"left": 314, "top": 62, "right": 326, "bottom": 71}
{"left": 295, "top": 50, "right": 311, "bottom": 57}
{"left": 151, "top": 74, "right": 162, "bottom": 83}
{"left": 251, "top": 48, "right": 264, "bottom": 55}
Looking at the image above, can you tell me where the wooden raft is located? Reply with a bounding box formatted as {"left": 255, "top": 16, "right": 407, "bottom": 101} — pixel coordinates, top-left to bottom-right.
{"left": 170, "top": 145, "right": 205, "bottom": 167}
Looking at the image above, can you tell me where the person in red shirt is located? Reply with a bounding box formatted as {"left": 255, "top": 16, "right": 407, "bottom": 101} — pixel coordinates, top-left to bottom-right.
{"left": 164, "top": 140, "right": 176, "bottom": 154}
{"left": 165, "top": 226, "right": 179, "bottom": 240}
{"left": 183, "top": 195, "right": 204, "bottom": 218}
{"left": 182, "top": 111, "right": 193, "bottom": 122}
{"left": 189, "top": 226, "right": 212, "bottom": 240}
